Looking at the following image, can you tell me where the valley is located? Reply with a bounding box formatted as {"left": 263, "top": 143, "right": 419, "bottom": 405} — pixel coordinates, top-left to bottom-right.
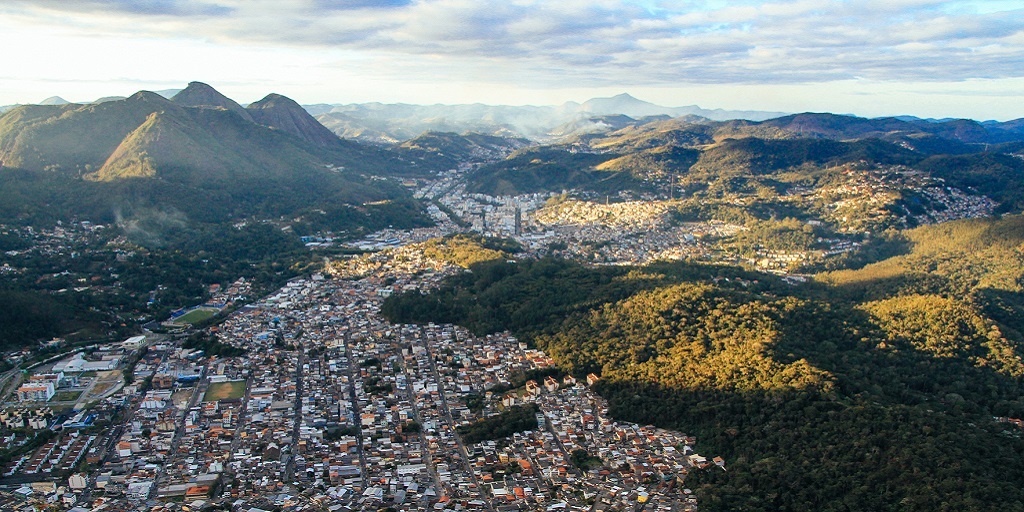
{"left": 0, "top": 84, "right": 1023, "bottom": 511}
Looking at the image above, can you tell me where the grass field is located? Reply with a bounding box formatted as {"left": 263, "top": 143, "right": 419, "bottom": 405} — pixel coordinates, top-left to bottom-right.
{"left": 175, "top": 308, "right": 219, "bottom": 325}
{"left": 203, "top": 380, "right": 246, "bottom": 402}
{"left": 54, "top": 391, "right": 83, "bottom": 402}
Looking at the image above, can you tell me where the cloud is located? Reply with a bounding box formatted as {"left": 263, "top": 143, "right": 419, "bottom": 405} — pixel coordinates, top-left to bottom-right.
{"left": 314, "top": 0, "right": 414, "bottom": 9}
{"left": 16, "top": 0, "right": 233, "bottom": 16}
{"left": 3, "top": 0, "right": 1024, "bottom": 87}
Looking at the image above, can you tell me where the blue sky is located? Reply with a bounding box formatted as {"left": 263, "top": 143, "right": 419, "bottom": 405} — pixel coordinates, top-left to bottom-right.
{"left": 1, "top": 0, "right": 1022, "bottom": 119}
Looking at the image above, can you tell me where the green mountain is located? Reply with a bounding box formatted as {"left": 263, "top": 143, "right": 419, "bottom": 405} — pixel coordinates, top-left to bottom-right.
{"left": 395, "top": 131, "right": 531, "bottom": 171}
{"left": 466, "top": 147, "right": 643, "bottom": 195}
{"left": 0, "top": 86, "right": 428, "bottom": 228}
{"left": 465, "top": 112, "right": 1024, "bottom": 218}
{"left": 247, "top": 93, "right": 341, "bottom": 147}
{"left": 171, "top": 81, "right": 254, "bottom": 123}
{"left": 381, "top": 219, "right": 1024, "bottom": 511}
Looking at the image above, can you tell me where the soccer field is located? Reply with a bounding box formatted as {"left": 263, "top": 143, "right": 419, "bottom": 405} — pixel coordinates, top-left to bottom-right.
{"left": 175, "top": 307, "right": 219, "bottom": 325}
{"left": 203, "top": 380, "right": 246, "bottom": 402}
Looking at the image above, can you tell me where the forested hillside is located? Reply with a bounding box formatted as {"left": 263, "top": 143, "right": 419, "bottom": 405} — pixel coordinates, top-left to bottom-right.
{"left": 382, "top": 218, "right": 1024, "bottom": 511}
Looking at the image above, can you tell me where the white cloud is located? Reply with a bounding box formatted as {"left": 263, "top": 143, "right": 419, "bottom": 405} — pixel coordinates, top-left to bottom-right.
{"left": 0, "top": 0, "right": 1022, "bottom": 118}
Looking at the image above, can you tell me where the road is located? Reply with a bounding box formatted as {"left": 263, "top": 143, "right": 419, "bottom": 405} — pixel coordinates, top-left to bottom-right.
{"left": 340, "top": 332, "right": 368, "bottom": 490}
{"left": 150, "top": 365, "right": 206, "bottom": 499}
{"left": 213, "top": 375, "right": 252, "bottom": 500}
{"left": 283, "top": 349, "right": 304, "bottom": 483}
{"left": 0, "top": 368, "right": 23, "bottom": 402}
{"left": 423, "top": 328, "right": 495, "bottom": 512}
{"left": 392, "top": 337, "right": 445, "bottom": 495}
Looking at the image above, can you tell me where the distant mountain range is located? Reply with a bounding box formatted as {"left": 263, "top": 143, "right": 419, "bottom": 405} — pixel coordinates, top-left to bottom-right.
{"left": 308, "top": 93, "right": 789, "bottom": 143}
{"left": 5, "top": 81, "right": 1024, "bottom": 230}
{"left": 464, "top": 112, "right": 1024, "bottom": 210}
{"left": 0, "top": 82, "right": 429, "bottom": 231}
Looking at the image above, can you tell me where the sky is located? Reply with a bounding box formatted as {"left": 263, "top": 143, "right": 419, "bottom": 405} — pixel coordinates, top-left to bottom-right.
{"left": 1, "top": 0, "right": 1023, "bottom": 120}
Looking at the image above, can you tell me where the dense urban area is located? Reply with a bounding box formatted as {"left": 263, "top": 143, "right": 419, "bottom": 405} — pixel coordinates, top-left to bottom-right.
{"left": 0, "top": 230, "right": 720, "bottom": 512}
{"left": 0, "top": 150, "right": 1011, "bottom": 512}
{"left": 3, "top": 77, "right": 1024, "bottom": 512}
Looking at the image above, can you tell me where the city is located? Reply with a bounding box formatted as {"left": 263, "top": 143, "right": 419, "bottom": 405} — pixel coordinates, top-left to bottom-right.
{"left": 0, "top": 243, "right": 718, "bottom": 511}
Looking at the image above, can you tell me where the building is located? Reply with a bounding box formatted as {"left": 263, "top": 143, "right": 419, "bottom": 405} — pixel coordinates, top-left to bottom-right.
{"left": 17, "top": 382, "right": 55, "bottom": 402}
{"left": 122, "top": 335, "right": 146, "bottom": 350}
{"left": 68, "top": 474, "right": 88, "bottom": 490}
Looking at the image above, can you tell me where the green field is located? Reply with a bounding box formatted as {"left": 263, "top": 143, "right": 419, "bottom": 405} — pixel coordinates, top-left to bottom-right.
{"left": 174, "top": 308, "right": 219, "bottom": 325}
{"left": 54, "top": 391, "right": 83, "bottom": 402}
{"left": 203, "top": 380, "right": 246, "bottom": 402}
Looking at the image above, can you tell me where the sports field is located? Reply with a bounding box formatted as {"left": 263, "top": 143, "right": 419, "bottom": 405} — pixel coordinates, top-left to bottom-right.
{"left": 203, "top": 380, "right": 246, "bottom": 402}
{"left": 175, "top": 307, "right": 219, "bottom": 325}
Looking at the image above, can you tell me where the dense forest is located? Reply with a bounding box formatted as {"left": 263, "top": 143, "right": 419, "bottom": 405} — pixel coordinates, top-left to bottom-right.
{"left": 382, "top": 216, "right": 1024, "bottom": 511}
{"left": 0, "top": 221, "right": 334, "bottom": 350}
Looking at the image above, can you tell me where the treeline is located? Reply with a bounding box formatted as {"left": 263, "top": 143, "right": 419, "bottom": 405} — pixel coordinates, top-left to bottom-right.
{"left": 0, "top": 290, "right": 80, "bottom": 350}
{"left": 457, "top": 404, "right": 540, "bottom": 444}
{"left": 418, "top": 234, "right": 520, "bottom": 268}
{"left": 0, "top": 221, "right": 328, "bottom": 350}
{"left": 382, "top": 222, "right": 1024, "bottom": 511}
{"left": 182, "top": 332, "right": 245, "bottom": 358}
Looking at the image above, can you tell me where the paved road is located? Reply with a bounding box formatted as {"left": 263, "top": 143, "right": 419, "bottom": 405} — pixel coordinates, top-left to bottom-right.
{"left": 424, "top": 328, "right": 494, "bottom": 512}
{"left": 283, "top": 350, "right": 304, "bottom": 483}
{"left": 150, "top": 366, "right": 206, "bottom": 499}
{"left": 341, "top": 333, "right": 368, "bottom": 490}
{"left": 392, "top": 337, "right": 444, "bottom": 495}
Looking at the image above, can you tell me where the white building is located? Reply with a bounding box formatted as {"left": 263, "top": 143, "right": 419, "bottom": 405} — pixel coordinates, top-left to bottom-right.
{"left": 17, "top": 381, "right": 55, "bottom": 402}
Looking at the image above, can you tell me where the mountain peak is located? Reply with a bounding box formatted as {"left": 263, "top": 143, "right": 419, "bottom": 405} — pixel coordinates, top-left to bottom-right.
{"left": 581, "top": 93, "right": 669, "bottom": 118}
{"left": 247, "top": 92, "right": 339, "bottom": 147}
{"left": 248, "top": 93, "right": 301, "bottom": 110}
{"left": 127, "top": 90, "right": 173, "bottom": 104}
{"left": 171, "top": 81, "right": 253, "bottom": 122}
{"left": 39, "top": 96, "right": 69, "bottom": 106}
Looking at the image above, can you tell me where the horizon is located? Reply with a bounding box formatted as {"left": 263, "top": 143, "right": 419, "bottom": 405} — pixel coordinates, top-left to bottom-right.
{"left": 8, "top": 86, "right": 1013, "bottom": 123}
{"left": 1, "top": 1, "right": 1023, "bottom": 121}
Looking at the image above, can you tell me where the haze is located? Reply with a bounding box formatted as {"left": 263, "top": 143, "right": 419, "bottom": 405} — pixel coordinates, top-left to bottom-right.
{"left": 1, "top": 0, "right": 1023, "bottom": 120}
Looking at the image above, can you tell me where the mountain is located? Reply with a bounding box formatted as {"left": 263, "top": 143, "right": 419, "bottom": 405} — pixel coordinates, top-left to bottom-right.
{"left": 172, "top": 81, "right": 254, "bottom": 123}
{"left": 154, "top": 88, "right": 183, "bottom": 99}
{"left": 0, "top": 85, "right": 427, "bottom": 229}
{"left": 581, "top": 93, "right": 676, "bottom": 118}
{"left": 381, "top": 217, "right": 1024, "bottom": 511}
{"left": 580, "top": 93, "right": 787, "bottom": 122}
{"left": 309, "top": 95, "right": 788, "bottom": 144}
{"left": 466, "top": 147, "right": 640, "bottom": 196}
{"left": 316, "top": 102, "right": 567, "bottom": 143}
{"left": 247, "top": 93, "right": 340, "bottom": 147}
{"left": 38, "top": 96, "right": 69, "bottom": 106}
{"left": 395, "top": 131, "right": 531, "bottom": 170}
{"left": 464, "top": 111, "right": 1024, "bottom": 205}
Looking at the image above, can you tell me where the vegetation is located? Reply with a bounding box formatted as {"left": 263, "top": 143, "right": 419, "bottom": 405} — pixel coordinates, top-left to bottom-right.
{"left": 418, "top": 234, "right": 520, "bottom": 268}
{"left": 396, "top": 131, "right": 530, "bottom": 172}
{"left": 203, "top": 381, "right": 247, "bottom": 402}
{"left": 183, "top": 332, "right": 246, "bottom": 358}
{"left": 457, "top": 404, "right": 540, "bottom": 443}
{"left": 467, "top": 148, "right": 639, "bottom": 195}
{"left": 570, "top": 449, "right": 602, "bottom": 471}
{"left": 174, "top": 308, "right": 219, "bottom": 325}
{"left": 0, "top": 290, "right": 80, "bottom": 349}
{"left": 384, "top": 218, "right": 1024, "bottom": 511}
{"left": 0, "top": 217, "right": 375, "bottom": 350}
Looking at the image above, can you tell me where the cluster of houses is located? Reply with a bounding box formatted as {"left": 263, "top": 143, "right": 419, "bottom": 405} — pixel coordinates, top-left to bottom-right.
{"left": 1, "top": 239, "right": 719, "bottom": 511}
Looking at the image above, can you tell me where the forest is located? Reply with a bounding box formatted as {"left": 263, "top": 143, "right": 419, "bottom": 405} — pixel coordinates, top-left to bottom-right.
{"left": 383, "top": 215, "right": 1024, "bottom": 511}
{"left": 0, "top": 221, "right": 329, "bottom": 350}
